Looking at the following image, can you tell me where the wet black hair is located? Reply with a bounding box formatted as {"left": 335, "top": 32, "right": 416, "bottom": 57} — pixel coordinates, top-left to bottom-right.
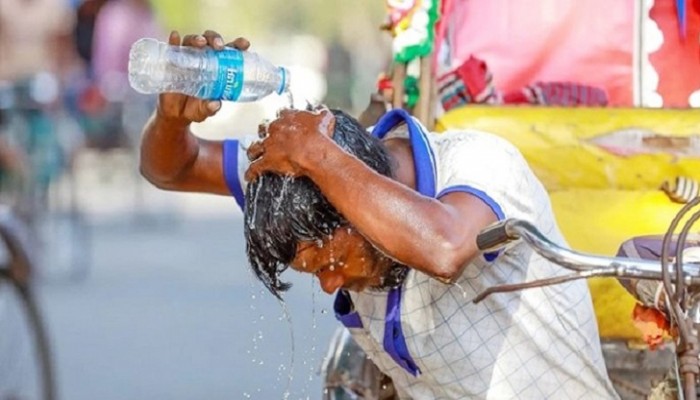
{"left": 244, "top": 109, "right": 393, "bottom": 299}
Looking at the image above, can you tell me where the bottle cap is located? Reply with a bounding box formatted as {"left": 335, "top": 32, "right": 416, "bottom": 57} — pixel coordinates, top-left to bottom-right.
{"left": 277, "top": 67, "right": 290, "bottom": 95}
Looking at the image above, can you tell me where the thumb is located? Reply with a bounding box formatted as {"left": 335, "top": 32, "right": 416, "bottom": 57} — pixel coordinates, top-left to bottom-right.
{"left": 206, "top": 100, "right": 222, "bottom": 115}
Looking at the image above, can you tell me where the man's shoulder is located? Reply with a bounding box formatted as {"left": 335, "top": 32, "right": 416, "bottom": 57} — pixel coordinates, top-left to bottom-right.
{"left": 430, "top": 129, "right": 518, "bottom": 152}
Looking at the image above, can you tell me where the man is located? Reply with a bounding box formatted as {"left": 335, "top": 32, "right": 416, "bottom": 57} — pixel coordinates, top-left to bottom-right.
{"left": 140, "top": 30, "right": 620, "bottom": 399}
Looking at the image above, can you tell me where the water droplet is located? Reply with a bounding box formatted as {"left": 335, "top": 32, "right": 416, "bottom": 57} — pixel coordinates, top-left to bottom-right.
{"left": 452, "top": 281, "right": 468, "bottom": 298}
{"left": 320, "top": 309, "right": 328, "bottom": 314}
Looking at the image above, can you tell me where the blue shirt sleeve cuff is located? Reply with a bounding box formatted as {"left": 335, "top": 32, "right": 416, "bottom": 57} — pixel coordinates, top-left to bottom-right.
{"left": 438, "top": 185, "right": 505, "bottom": 261}
{"left": 223, "top": 139, "right": 245, "bottom": 210}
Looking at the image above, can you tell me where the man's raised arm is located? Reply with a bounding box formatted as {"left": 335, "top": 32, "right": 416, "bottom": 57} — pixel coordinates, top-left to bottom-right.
{"left": 139, "top": 30, "right": 250, "bottom": 197}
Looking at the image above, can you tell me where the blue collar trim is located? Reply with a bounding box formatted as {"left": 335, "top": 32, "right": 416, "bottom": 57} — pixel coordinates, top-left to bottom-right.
{"left": 384, "top": 285, "right": 421, "bottom": 376}
{"left": 371, "top": 109, "right": 437, "bottom": 197}
{"left": 333, "top": 109, "right": 432, "bottom": 376}
{"left": 333, "top": 290, "right": 363, "bottom": 328}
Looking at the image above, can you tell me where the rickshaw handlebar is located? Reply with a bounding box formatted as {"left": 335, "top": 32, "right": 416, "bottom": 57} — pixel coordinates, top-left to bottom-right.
{"left": 477, "top": 219, "right": 700, "bottom": 285}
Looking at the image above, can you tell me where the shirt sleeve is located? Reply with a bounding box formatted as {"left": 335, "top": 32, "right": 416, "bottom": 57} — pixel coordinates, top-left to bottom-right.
{"left": 436, "top": 132, "right": 545, "bottom": 259}
{"left": 222, "top": 135, "right": 257, "bottom": 211}
{"left": 437, "top": 132, "right": 540, "bottom": 218}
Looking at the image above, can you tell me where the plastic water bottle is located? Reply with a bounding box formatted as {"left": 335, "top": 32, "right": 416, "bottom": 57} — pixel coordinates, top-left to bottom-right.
{"left": 128, "top": 38, "right": 290, "bottom": 102}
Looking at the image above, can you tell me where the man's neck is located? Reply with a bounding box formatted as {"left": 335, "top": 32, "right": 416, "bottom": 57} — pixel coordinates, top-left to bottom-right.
{"left": 369, "top": 257, "right": 410, "bottom": 292}
{"left": 383, "top": 137, "right": 416, "bottom": 190}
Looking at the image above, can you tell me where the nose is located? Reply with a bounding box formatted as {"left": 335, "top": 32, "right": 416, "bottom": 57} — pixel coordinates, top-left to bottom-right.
{"left": 318, "top": 271, "right": 345, "bottom": 294}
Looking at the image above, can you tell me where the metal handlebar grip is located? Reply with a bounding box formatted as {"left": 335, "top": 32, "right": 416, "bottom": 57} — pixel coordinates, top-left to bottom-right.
{"left": 476, "top": 220, "right": 515, "bottom": 251}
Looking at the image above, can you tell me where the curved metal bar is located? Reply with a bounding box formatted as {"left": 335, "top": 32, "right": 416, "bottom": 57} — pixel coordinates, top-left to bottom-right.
{"left": 661, "top": 198, "right": 700, "bottom": 312}
{"left": 472, "top": 268, "right": 611, "bottom": 304}
{"left": 500, "top": 219, "right": 700, "bottom": 284}
{"left": 675, "top": 210, "right": 700, "bottom": 307}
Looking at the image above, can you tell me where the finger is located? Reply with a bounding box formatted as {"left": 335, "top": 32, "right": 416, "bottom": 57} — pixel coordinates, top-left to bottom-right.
{"left": 257, "top": 123, "right": 267, "bottom": 138}
{"left": 182, "top": 34, "right": 207, "bottom": 48}
{"left": 182, "top": 99, "right": 208, "bottom": 122}
{"left": 203, "top": 30, "right": 225, "bottom": 50}
{"left": 276, "top": 108, "right": 296, "bottom": 121}
{"left": 247, "top": 141, "right": 265, "bottom": 161}
{"left": 244, "top": 160, "right": 266, "bottom": 182}
{"left": 168, "top": 30, "right": 181, "bottom": 46}
{"left": 206, "top": 100, "right": 221, "bottom": 116}
{"left": 228, "top": 37, "right": 250, "bottom": 51}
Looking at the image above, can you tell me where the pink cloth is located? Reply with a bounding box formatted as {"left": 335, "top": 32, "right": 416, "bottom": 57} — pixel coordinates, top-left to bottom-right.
{"left": 439, "top": 0, "right": 634, "bottom": 106}
{"left": 92, "top": 0, "right": 161, "bottom": 86}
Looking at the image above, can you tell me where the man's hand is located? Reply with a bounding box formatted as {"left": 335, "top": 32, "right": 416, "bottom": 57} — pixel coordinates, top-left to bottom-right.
{"left": 140, "top": 30, "right": 252, "bottom": 196}
{"left": 156, "top": 30, "right": 251, "bottom": 125}
{"left": 245, "top": 108, "right": 336, "bottom": 181}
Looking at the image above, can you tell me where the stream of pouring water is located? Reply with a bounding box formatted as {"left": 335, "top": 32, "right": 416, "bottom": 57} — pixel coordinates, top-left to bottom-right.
{"left": 278, "top": 298, "right": 295, "bottom": 400}
{"left": 246, "top": 90, "right": 324, "bottom": 399}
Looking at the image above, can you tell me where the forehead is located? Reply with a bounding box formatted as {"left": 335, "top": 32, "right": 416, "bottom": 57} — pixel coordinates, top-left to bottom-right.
{"left": 293, "top": 227, "right": 366, "bottom": 262}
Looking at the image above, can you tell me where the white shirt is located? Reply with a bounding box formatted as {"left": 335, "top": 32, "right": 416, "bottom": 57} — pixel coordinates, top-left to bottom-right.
{"left": 223, "top": 109, "right": 619, "bottom": 399}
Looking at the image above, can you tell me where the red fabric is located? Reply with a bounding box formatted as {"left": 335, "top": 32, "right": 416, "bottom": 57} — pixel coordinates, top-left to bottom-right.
{"left": 438, "top": 55, "right": 608, "bottom": 111}
{"left": 454, "top": 56, "right": 490, "bottom": 99}
{"left": 649, "top": 0, "right": 700, "bottom": 107}
{"left": 504, "top": 82, "right": 609, "bottom": 106}
{"left": 433, "top": 0, "right": 455, "bottom": 72}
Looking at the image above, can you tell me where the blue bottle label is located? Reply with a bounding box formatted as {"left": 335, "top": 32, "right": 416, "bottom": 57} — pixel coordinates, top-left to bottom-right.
{"left": 210, "top": 49, "right": 244, "bottom": 100}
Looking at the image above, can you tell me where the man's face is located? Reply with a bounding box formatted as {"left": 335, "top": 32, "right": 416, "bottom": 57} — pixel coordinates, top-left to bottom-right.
{"left": 289, "top": 226, "right": 386, "bottom": 294}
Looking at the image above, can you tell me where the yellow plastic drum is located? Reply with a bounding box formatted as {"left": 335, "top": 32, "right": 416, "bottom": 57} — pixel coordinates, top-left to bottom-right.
{"left": 437, "top": 106, "right": 700, "bottom": 340}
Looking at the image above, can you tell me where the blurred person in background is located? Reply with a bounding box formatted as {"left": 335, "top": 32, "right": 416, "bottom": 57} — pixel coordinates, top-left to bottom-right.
{"left": 0, "top": 0, "right": 78, "bottom": 211}
{"left": 81, "top": 0, "right": 161, "bottom": 149}
{"left": 73, "top": 0, "right": 111, "bottom": 79}
{"left": 92, "top": 0, "right": 161, "bottom": 95}
{"left": 0, "top": 0, "right": 75, "bottom": 84}
{"left": 0, "top": 0, "right": 75, "bottom": 396}
{"left": 139, "top": 30, "right": 619, "bottom": 399}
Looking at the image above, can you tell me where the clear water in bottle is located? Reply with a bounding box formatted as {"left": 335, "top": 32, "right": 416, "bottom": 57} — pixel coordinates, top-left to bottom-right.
{"left": 128, "top": 38, "right": 290, "bottom": 102}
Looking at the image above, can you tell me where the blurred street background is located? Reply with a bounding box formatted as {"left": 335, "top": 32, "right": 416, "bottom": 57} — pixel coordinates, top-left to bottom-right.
{"left": 38, "top": 173, "right": 340, "bottom": 400}
{"left": 0, "top": 0, "right": 390, "bottom": 398}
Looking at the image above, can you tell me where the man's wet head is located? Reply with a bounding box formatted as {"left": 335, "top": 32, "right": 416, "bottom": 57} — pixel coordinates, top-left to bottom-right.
{"left": 244, "top": 109, "right": 394, "bottom": 298}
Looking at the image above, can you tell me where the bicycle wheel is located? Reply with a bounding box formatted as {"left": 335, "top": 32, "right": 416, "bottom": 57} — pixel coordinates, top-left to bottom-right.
{"left": 0, "top": 269, "right": 55, "bottom": 400}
